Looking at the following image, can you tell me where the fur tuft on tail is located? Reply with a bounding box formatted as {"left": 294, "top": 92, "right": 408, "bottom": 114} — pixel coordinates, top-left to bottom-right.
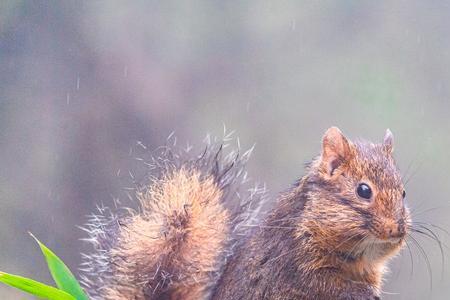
{"left": 79, "top": 135, "right": 266, "bottom": 300}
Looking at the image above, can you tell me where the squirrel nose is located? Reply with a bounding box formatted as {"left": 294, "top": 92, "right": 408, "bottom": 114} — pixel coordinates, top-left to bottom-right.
{"left": 383, "top": 220, "right": 406, "bottom": 239}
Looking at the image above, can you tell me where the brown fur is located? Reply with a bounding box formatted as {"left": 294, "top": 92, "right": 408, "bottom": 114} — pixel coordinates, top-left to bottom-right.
{"left": 102, "top": 169, "right": 229, "bottom": 299}
{"left": 80, "top": 138, "right": 264, "bottom": 300}
{"left": 212, "top": 127, "right": 409, "bottom": 299}
{"left": 82, "top": 128, "right": 409, "bottom": 300}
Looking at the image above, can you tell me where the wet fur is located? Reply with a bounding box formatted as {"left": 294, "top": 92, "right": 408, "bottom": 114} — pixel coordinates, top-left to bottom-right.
{"left": 80, "top": 137, "right": 265, "bottom": 299}
{"left": 213, "top": 131, "right": 409, "bottom": 300}
{"left": 81, "top": 129, "right": 409, "bottom": 300}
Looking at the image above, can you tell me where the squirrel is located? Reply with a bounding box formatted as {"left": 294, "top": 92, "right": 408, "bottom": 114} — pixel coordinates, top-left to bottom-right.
{"left": 80, "top": 127, "right": 410, "bottom": 300}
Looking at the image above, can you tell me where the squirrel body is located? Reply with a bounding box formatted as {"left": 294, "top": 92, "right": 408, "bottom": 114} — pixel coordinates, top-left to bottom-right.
{"left": 81, "top": 127, "right": 409, "bottom": 300}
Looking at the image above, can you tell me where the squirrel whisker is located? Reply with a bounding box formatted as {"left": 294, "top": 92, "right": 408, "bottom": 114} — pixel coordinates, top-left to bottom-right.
{"left": 410, "top": 224, "right": 447, "bottom": 281}
{"left": 409, "top": 204, "right": 450, "bottom": 218}
{"left": 403, "top": 160, "right": 424, "bottom": 187}
{"left": 407, "top": 233, "right": 434, "bottom": 290}
{"left": 412, "top": 225, "right": 447, "bottom": 250}
{"left": 404, "top": 239, "right": 415, "bottom": 277}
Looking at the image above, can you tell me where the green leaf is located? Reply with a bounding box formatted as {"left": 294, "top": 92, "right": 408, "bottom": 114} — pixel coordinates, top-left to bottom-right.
{"left": 0, "top": 271, "right": 75, "bottom": 300}
{"left": 30, "top": 233, "right": 89, "bottom": 300}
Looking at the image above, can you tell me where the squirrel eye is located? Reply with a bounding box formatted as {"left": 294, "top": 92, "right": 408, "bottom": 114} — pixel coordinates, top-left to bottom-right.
{"left": 402, "top": 190, "right": 406, "bottom": 198}
{"left": 357, "top": 183, "right": 372, "bottom": 200}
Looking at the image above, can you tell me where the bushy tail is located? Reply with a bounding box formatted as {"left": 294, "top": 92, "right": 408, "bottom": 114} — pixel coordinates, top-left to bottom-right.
{"left": 79, "top": 136, "right": 265, "bottom": 300}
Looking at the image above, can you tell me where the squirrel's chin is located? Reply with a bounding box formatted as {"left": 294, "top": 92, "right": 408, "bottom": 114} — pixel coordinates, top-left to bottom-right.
{"left": 357, "top": 236, "right": 404, "bottom": 261}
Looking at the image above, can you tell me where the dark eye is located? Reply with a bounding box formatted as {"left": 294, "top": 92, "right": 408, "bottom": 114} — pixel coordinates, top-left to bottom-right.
{"left": 357, "top": 183, "right": 372, "bottom": 200}
{"left": 402, "top": 190, "right": 406, "bottom": 198}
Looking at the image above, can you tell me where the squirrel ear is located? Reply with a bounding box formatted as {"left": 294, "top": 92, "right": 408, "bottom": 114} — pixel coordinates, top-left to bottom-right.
{"left": 321, "top": 127, "right": 352, "bottom": 176}
{"left": 383, "top": 129, "right": 394, "bottom": 154}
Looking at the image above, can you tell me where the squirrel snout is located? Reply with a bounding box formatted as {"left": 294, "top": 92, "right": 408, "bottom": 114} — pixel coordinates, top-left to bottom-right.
{"left": 380, "top": 219, "right": 406, "bottom": 240}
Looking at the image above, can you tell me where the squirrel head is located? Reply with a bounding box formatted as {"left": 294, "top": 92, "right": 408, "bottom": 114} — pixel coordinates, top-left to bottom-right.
{"left": 299, "top": 127, "right": 410, "bottom": 263}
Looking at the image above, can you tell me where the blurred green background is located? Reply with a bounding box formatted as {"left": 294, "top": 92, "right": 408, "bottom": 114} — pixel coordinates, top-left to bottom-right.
{"left": 1, "top": 1, "right": 449, "bottom": 299}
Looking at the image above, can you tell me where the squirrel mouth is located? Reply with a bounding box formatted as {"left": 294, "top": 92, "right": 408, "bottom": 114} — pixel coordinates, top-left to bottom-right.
{"left": 371, "top": 236, "right": 404, "bottom": 245}
{"left": 378, "top": 236, "right": 404, "bottom": 244}
{"left": 369, "top": 226, "right": 407, "bottom": 244}
{"left": 360, "top": 234, "right": 404, "bottom": 249}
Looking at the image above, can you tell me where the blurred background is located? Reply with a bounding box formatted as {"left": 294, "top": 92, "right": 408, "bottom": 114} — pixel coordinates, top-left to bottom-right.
{"left": 1, "top": 1, "right": 450, "bottom": 299}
